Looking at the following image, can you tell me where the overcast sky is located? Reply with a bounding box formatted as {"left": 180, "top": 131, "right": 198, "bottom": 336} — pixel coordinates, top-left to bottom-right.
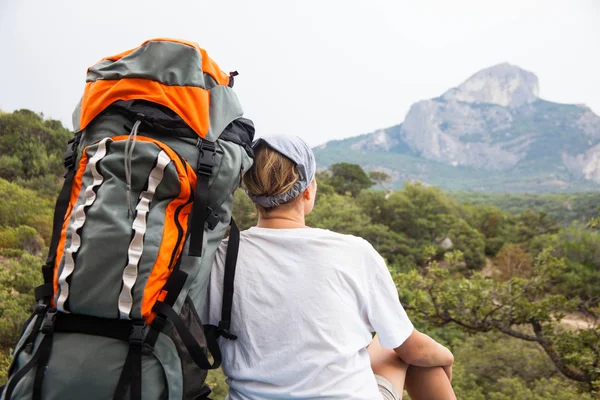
{"left": 1, "top": 0, "right": 599, "bottom": 146}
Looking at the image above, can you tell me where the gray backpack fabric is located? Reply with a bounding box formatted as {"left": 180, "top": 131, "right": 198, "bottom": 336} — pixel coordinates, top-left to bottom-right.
{"left": 2, "top": 39, "right": 254, "bottom": 400}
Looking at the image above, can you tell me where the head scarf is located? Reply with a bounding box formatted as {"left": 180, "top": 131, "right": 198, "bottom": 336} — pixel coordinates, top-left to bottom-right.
{"left": 246, "top": 135, "right": 316, "bottom": 208}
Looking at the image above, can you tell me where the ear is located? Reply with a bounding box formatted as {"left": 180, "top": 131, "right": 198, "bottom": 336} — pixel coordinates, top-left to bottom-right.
{"left": 303, "top": 188, "right": 311, "bottom": 201}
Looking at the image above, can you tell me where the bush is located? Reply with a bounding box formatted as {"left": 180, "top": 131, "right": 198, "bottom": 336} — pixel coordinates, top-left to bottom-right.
{"left": 0, "top": 253, "right": 42, "bottom": 348}
{"left": 0, "top": 226, "right": 44, "bottom": 254}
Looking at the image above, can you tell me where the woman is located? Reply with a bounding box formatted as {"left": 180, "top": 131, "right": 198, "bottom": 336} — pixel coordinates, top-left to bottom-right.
{"left": 204, "top": 136, "right": 456, "bottom": 399}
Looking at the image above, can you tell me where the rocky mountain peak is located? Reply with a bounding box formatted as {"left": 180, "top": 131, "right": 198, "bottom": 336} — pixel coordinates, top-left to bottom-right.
{"left": 315, "top": 63, "right": 600, "bottom": 191}
{"left": 442, "top": 63, "right": 539, "bottom": 108}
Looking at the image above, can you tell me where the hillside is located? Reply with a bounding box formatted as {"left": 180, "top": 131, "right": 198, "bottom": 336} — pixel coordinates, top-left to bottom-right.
{"left": 1, "top": 109, "right": 599, "bottom": 398}
{"left": 314, "top": 63, "right": 600, "bottom": 193}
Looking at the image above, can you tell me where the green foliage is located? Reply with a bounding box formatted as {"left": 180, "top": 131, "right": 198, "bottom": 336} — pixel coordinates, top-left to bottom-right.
{"left": 486, "top": 377, "right": 592, "bottom": 400}
{"left": 453, "top": 191, "right": 600, "bottom": 227}
{"left": 231, "top": 189, "right": 257, "bottom": 231}
{"left": 368, "top": 170, "right": 392, "bottom": 191}
{"left": 450, "top": 333, "right": 591, "bottom": 399}
{"left": 494, "top": 243, "right": 533, "bottom": 279}
{"left": 306, "top": 191, "right": 371, "bottom": 233}
{"left": 396, "top": 248, "right": 599, "bottom": 392}
{"left": 589, "top": 215, "right": 600, "bottom": 230}
{"left": 0, "top": 178, "right": 54, "bottom": 247}
{"left": 0, "top": 109, "right": 71, "bottom": 181}
{"left": 530, "top": 227, "right": 600, "bottom": 302}
{"left": 0, "top": 110, "right": 598, "bottom": 398}
{"left": 0, "top": 348, "right": 12, "bottom": 386}
{"left": 355, "top": 183, "right": 487, "bottom": 269}
{"left": 0, "top": 225, "right": 44, "bottom": 254}
{"left": 325, "top": 162, "right": 374, "bottom": 197}
{"left": 0, "top": 253, "right": 42, "bottom": 348}
{"left": 446, "top": 218, "right": 486, "bottom": 269}
{"left": 205, "top": 368, "right": 228, "bottom": 400}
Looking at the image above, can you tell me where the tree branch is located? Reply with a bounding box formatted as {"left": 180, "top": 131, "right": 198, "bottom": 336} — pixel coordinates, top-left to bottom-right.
{"left": 494, "top": 324, "right": 537, "bottom": 341}
{"left": 531, "top": 320, "right": 590, "bottom": 384}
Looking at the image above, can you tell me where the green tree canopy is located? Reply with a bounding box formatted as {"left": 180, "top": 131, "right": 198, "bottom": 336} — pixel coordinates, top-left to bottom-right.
{"left": 0, "top": 109, "right": 71, "bottom": 181}
{"left": 326, "top": 162, "right": 373, "bottom": 197}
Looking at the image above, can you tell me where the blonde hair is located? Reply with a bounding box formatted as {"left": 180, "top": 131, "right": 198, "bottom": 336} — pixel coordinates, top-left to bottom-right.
{"left": 243, "top": 143, "right": 300, "bottom": 212}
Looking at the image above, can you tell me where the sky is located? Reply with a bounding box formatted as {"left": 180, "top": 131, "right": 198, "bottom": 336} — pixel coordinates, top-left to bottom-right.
{"left": 0, "top": 0, "right": 599, "bottom": 147}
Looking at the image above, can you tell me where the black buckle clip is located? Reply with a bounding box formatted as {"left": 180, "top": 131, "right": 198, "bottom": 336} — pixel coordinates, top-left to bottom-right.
{"left": 41, "top": 308, "right": 58, "bottom": 334}
{"left": 129, "top": 321, "right": 146, "bottom": 347}
{"left": 63, "top": 136, "right": 80, "bottom": 169}
{"left": 228, "top": 71, "right": 239, "bottom": 88}
{"left": 197, "top": 141, "right": 216, "bottom": 176}
{"left": 217, "top": 321, "right": 238, "bottom": 340}
{"left": 34, "top": 301, "right": 47, "bottom": 316}
{"left": 205, "top": 207, "right": 219, "bottom": 230}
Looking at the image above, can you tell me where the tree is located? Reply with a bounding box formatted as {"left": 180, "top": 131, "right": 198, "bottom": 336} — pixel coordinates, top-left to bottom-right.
{"left": 0, "top": 109, "right": 71, "bottom": 181}
{"left": 450, "top": 333, "right": 592, "bottom": 400}
{"left": 327, "top": 163, "right": 373, "bottom": 197}
{"left": 0, "top": 253, "right": 43, "bottom": 349}
{"left": 396, "top": 248, "right": 600, "bottom": 394}
{"left": 495, "top": 244, "right": 533, "bottom": 280}
{"left": 368, "top": 170, "right": 393, "bottom": 192}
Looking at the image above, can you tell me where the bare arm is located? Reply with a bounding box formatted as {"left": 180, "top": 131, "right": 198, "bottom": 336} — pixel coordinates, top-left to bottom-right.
{"left": 393, "top": 329, "right": 454, "bottom": 368}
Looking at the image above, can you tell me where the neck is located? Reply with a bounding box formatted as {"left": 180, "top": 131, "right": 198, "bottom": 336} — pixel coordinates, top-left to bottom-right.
{"left": 257, "top": 208, "right": 307, "bottom": 229}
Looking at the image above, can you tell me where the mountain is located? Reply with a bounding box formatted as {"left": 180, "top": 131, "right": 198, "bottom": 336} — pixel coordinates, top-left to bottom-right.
{"left": 314, "top": 63, "right": 600, "bottom": 192}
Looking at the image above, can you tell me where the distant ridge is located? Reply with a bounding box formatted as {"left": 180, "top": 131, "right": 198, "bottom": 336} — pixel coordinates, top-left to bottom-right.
{"left": 314, "top": 63, "right": 600, "bottom": 193}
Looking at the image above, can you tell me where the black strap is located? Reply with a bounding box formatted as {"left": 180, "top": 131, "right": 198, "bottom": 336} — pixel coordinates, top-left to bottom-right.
{"left": 32, "top": 334, "right": 54, "bottom": 400}
{"left": 130, "top": 345, "right": 142, "bottom": 400}
{"left": 3, "top": 334, "right": 48, "bottom": 400}
{"left": 145, "top": 269, "right": 188, "bottom": 349}
{"left": 44, "top": 132, "right": 81, "bottom": 273}
{"left": 113, "top": 321, "right": 145, "bottom": 400}
{"left": 197, "top": 385, "right": 212, "bottom": 399}
{"left": 53, "top": 312, "right": 134, "bottom": 342}
{"left": 153, "top": 301, "right": 221, "bottom": 370}
{"left": 15, "top": 133, "right": 82, "bottom": 372}
{"left": 219, "top": 219, "right": 240, "bottom": 338}
{"left": 188, "top": 141, "right": 216, "bottom": 257}
{"left": 163, "top": 269, "right": 188, "bottom": 307}
{"left": 113, "top": 346, "right": 136, "bottom": 400}
{"left": 34, "top": 283, "right": 54, "bottom": 301}
{"left": 4, "top": 308, "right": 57, "bottom": 400}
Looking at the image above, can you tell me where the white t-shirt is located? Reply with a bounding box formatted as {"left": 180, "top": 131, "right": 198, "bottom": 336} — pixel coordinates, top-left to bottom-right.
{"left": 203, "top": 227, "right": 414, "bottom": 400}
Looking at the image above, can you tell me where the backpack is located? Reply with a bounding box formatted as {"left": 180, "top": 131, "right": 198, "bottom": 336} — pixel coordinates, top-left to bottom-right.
{"left": 1, "top": 38, "right": 254, "bottom": 400}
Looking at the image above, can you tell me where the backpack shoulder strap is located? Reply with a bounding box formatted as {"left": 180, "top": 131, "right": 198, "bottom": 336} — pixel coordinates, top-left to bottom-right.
{"left": 204, "top": 218, "right": 239, "bottom": 341}
{"left": 219, "top": 219, "right": 240, "bottom": 339}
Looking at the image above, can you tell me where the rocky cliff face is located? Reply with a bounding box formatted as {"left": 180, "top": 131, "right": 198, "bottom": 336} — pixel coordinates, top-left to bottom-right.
{"left": 315, "top": 63, "right": 600, "bottom": 191}
{"left": 441, "top": 63, "right": 539, "bottom": 107}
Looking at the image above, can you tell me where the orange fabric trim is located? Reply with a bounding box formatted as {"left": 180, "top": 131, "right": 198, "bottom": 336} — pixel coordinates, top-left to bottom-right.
{"left": 52, "top": 150, "right": 90, "bottom": 306}
{"left": 92, "top": 38, "right": 230, "bottom": 85}
{"left": 111, "top": 136, "right": 197, "bottom": 324}
{"left": 80, "top": 78, "right": 210, "bottom": 138}
{"left": 197, "top": 47, "right": 231, "bottom": 86}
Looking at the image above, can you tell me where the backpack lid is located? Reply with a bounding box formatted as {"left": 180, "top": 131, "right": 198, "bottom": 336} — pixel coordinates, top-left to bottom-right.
{"left": 77, "top": 38, "right": 236, "bottom": 138}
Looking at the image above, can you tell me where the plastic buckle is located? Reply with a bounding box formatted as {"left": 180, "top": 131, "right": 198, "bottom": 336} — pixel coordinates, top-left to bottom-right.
{"left": 24, "top": 342, "right": 34, "bottom": 354}
{"left": 129, "top": 321, "right": 146, "bottom": 347}
{"left": 34, "top": 302, "right": 47, "bottom": 316}
{"left": 63, "top": 137, "right": 80, "bottom": 169}
{"left": 63, "top": 152, "right": 76, "bottom": 169}
{"left": 41, "top": 308, "right": 58, "bottom": 334}
{"left": 197, "top": 142, "right": 216, "bottom": 176}
{"left": 206, "top": 207, "right": 219, "bottom": 230}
